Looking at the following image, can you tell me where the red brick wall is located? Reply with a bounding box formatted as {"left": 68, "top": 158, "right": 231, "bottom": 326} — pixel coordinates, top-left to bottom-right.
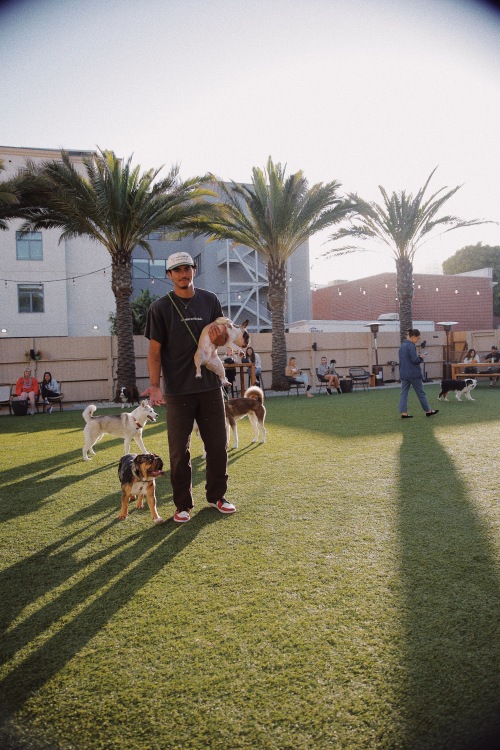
{"left": 312, "top": 272, "right": 494, "bottom": 330}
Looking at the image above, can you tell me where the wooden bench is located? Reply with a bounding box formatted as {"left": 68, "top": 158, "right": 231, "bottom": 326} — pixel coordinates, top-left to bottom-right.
{"left": 451, "top": 363, "right": 500, "bottom": 382}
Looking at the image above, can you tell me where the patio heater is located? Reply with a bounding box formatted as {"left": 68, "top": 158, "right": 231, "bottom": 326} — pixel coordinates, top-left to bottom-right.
{"left": 437, "top": 322, "right": 458, "bottom": 379}
{"left": 365, "top": 322, "right": 384, "bottom": 385}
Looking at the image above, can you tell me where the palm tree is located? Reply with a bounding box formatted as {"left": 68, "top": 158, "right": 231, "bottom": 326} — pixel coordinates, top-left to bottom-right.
{"left": 109, "top": 288, "right": 159, "bottom": 336}
{"left": 327, "top": 168, "right": 491, "bottom": 341}
{"left": 17, "top": 149, "right": 215, "bottom": 389}
{"left": 0, "top": 159, "right": 20, "bottom": 230}
{"left": 199, "top": 157, "right": 354, "bottom": 390}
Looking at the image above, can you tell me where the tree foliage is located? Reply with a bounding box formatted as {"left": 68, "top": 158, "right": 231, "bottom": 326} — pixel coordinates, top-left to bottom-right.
{"left": 197, "top": 157, "right": 353, "bottom": 389}
{"left": 327, "top": 168, "right": 492, "bottom": 340}
{"left": 0, "top": 159, "right": 21, "bottom": 230}
{"left": 443, "top": 242, "right": 500, "bottom": 316}
{"left": 16, "top": 149, "right": 215, "bottom": 389}
{"left": 109, "top": 288, "right": 159, "bottom": 335}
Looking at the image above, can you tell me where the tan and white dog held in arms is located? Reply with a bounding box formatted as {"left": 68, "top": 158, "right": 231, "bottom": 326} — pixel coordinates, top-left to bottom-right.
{"left": 82, "top": 400, "right": 158, "bottom": 461}
{"left": 195, "top": 386, "right": 266, "bottom": 457}
{"left": 194, "top": 317, "right": 249, "bottom": 386}
{"left": 117, "top": 453, "right": 165, "bottom": 524}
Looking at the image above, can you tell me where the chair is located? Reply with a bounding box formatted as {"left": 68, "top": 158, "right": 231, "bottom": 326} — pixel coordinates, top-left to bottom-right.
{"left": 286, "top": 376, "right": 304, "bottom": 396}
{"left": 0, "top": 384, "right": 13, "bottom": 414}
{"left": 43, "top": 382, "right": 64, "bottom": 412}
{"left": 224, "top": 382, "right": 239, "bottom": 398}
{"left": 316, "top": 369, "right": 328, "bottom": 394}
{"left": 247, "top": 371, "right": 264, "bottom": 392}
{"left": 349, "top": 368, "right": 370, "bottom": 391}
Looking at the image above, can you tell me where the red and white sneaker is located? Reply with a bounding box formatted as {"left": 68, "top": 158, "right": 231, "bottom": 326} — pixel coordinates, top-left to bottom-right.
{"left": 173, "top": 510, "right": 191, "bottom": 523}
{"left": 208, "top": 499, "right": 236, "bottom": 514}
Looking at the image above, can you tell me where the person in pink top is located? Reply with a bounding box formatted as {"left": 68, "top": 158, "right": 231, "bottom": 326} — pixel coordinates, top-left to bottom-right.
{"left": 15, "top": 368, "right": 39, "bottom": 414}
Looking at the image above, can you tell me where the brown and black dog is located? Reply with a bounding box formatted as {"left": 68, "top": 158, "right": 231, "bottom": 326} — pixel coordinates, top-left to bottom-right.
{"left": 117, "top": 453, "right": 165, "bottom": 524}
{"left": 115, "top": 385, "right": 140, "bottom": 408}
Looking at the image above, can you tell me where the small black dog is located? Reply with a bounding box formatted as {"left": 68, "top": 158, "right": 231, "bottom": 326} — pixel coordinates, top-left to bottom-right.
{"left": 115, "top": 385, "right": 140, "bottom": 409}
{"left": 117, "top": 453, "right": 165, "bottom": 524}
{"left": 438, "top": 378, "right": 477, "bottom": 401}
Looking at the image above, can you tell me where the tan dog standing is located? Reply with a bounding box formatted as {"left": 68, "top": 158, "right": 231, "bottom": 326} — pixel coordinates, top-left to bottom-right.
{"left": 194, "top": 317, "right": 249, "bottom": 385}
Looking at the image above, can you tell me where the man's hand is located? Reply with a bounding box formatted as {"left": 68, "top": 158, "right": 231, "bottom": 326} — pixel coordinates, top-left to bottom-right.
{"left": 141, "top": 386, "right": 166, "bottom": 406}
{"left": 208, "top": 322, "right": 227, "bottom": 348}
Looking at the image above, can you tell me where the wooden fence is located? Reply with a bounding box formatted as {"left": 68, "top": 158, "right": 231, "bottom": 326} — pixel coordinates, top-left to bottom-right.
{"left": 0, "top": 330, "right": 498, "bottom": 407}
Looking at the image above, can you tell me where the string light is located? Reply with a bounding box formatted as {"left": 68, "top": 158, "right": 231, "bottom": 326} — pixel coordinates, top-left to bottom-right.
{"left": 0, "top": 265, "right": 112, "bottom": 285}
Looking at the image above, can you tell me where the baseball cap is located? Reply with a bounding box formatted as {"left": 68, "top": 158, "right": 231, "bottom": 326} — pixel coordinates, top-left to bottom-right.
{"left": 166, "top": 252, "right": 196, "bottom": 271}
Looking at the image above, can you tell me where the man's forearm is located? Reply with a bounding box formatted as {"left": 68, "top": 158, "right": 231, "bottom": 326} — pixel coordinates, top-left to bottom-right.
{"left": 148, "top": 350, "right": 162, "bottom": 388}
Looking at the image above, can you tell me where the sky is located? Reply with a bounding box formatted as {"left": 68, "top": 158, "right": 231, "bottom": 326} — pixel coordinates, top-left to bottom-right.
{"left": 1, "top": 0, "right": 500, "bottom": 285}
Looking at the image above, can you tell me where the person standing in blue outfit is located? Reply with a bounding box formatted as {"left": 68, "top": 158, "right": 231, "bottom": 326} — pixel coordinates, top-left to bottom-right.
{"left": 399, "top": 329, "right": 439, "bottom": 419}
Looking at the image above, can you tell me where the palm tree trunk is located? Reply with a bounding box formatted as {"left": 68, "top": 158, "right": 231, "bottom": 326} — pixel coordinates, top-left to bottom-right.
{"left": 112, "top": 259, "right": 137, "bottom": 390}
{"left": 267, "top": 261, "right": 289, "bottom": 390}
{"left": 396, "top": 255, "right": 414, "bottom": 343}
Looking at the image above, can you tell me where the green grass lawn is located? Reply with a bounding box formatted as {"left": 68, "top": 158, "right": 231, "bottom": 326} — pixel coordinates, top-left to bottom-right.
{"left": 0, "top": 385, "right": 499, "bottom": 750}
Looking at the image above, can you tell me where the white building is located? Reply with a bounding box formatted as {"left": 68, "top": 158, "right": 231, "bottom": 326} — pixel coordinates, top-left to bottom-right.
{"left": 0, "top": 146, "right": 115, "bottom": 338}
{"left": 1, "top": 145, "right": 311, "bottom": 338}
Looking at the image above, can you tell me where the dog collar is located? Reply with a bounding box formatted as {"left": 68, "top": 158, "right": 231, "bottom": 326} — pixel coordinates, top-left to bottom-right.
{"left": 134, "top": 419, "right": 142, "bottom": 430}
{"left": 132, "top": 471, "right": 154, "bottom": 484}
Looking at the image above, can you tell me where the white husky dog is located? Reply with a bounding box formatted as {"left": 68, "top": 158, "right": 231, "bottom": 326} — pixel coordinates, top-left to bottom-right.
{"left": 82, "top": 400, "right": 158, "bottom": 461}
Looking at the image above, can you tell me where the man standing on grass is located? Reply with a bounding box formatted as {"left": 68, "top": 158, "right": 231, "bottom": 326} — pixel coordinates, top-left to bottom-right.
{"left": 143, "top": 252, "right": 236, "bottom": 523}
{"left": 399, "top": 329, "right": 439, "bottom": 419}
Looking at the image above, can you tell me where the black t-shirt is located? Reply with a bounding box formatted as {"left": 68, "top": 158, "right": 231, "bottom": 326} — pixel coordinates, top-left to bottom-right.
{"left": 145, "top": 288, "right": 223, "bottom": 395}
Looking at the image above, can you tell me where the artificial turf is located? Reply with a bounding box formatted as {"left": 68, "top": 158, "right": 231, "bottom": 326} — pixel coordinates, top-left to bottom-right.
{"left": 0, "top": 385, "right": 499, "bottom": 749}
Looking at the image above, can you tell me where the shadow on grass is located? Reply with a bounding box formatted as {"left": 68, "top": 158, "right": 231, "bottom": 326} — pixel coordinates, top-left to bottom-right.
{"left": 398, "top": 429, "right": 500, "bottom": 749}
{"left": 0, "top": 456, "right": 116, "bottom": 524}
{"left": 0, "top": 507, "right": 223, "bottom": 719}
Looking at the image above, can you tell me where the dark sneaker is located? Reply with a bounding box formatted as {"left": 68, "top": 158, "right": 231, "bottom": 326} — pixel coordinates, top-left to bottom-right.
{"left": 426, "top": 410, "right": 439, "bottom": 417}
{"left": 173, "top": 510, "right": 191, "bottom": 523}
{"left": 326, "top": 387, "right": 332, "bottom": 395}
{"left": 208, "top": 499, "right": 236, "bottom": 514}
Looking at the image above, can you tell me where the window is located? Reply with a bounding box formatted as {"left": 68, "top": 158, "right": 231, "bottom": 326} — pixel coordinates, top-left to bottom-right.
{"left": 133, "top": 260, "right": 149, "bottom": 279}
{"left": 193, "top": 253, "right": 202, "bottom": 274}
{"left": 150, "top": 260, "right": 166, "bottom": 278}
{"left": 132, "top": 259, "right": 166, "bottom": 279}
{"left": 16, "top": 231, "right": 43, "bottom": 260}
{"left": 18, "top": 284, "right": 44, "bottom": 313}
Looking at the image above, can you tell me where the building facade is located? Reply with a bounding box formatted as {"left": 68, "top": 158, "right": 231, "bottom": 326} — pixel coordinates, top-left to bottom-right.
{"left": 312, "top": 271, "right": 496, "bottom": 330}
{"left": 131, "top": 234, "right": 311, "bottom": 333}
{"left": 1, "top": 146, "right": 311, "bottom": 339}
{"left": 0, "top": 146, "right": 115, "bottom": 339}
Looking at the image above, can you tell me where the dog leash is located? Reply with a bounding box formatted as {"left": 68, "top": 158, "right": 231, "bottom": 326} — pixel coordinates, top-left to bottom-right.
{"left": 168, "top": 293, "right": 200, "bottom": 347}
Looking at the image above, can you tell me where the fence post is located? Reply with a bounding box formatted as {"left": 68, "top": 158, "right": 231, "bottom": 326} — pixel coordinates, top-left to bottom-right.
{"left": 107, "top": 336, "right": 115, "bottom": 401}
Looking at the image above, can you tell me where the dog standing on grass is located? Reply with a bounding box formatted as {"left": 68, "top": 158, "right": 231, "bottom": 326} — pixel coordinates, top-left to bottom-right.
{"left": 82, "top": 400, "right": 158, "bottom": 460}
{"left": 438, "top": 378, "right": 477, "bottom": 401}
{"left": 118, "top": 453, "right": 165, "bottom": 524}
{"left": 195, "top": 385, "right": 266, "bottom": 457}
{"left": 115, "top": 385, "right": 140, "bottom": 409}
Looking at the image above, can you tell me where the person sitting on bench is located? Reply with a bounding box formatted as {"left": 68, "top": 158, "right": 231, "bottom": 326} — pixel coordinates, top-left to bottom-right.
{"left": 15, "top": 368, "right": 39, "bottom": 415}
{"left": 286, "top": 356, "right": 314, "bottom": 398}
{"left": 485, "top": 345, "right": 500, "bottom": 386}
{"left": 317, "top": 356, "right": 342, "bottom": 395}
